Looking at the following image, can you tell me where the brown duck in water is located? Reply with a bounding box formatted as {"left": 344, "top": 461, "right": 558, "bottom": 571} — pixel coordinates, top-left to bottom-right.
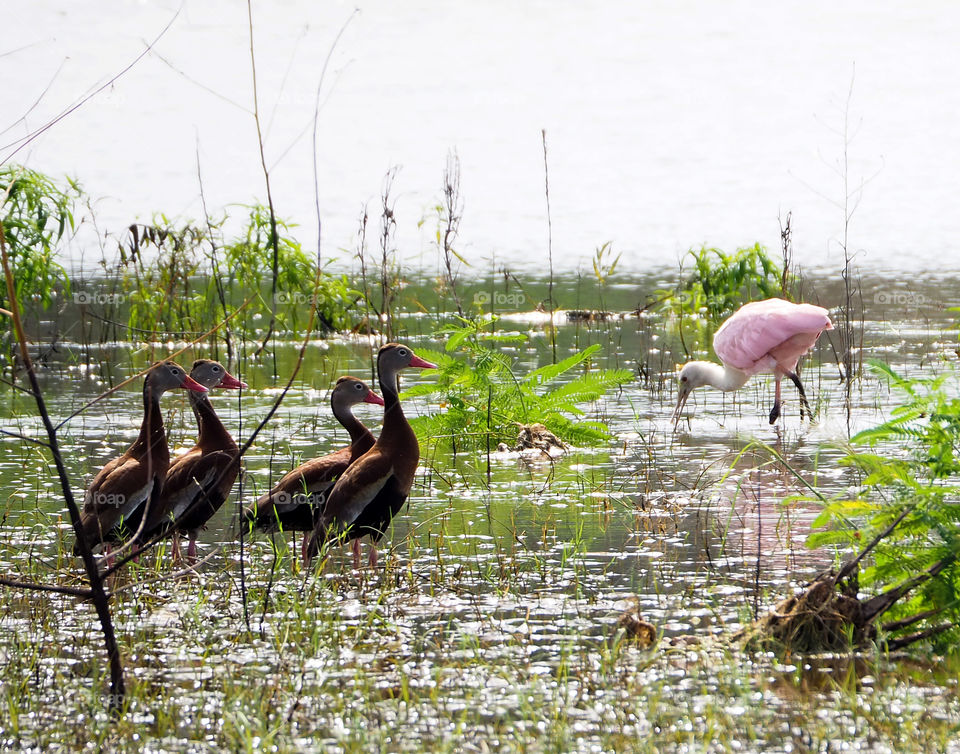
{"left": 243, "top": 376, "right": 384, "bottom": 561}
{"left": 305, "top": 343, "right": 436, "bottom": 567}
{"left": 75, "top": 362, "right": 207, "bottom": 558}
{"left": 139, "top": 359, "right": 246, "bottom": 562}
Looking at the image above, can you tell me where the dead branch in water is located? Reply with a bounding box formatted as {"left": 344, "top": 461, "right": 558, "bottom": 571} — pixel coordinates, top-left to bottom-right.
{"left": 737, "top": 508, "right": 958, "bottom": 653}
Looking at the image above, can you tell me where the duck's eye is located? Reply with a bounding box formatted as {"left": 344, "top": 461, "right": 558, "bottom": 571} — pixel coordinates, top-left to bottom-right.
{"left": 398, "top": 348, "right": 408, "bottom": 356}
{"left": 213, "top": 365, "right": 221, "bottom": 372}
{"left": 355, "top": 383, "right": 363, "bottom": 390}
{"left": 171, "top": 369, "right": 180, "bottom": 376}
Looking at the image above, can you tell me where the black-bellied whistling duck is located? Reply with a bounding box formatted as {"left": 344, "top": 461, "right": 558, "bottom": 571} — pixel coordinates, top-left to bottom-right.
{"left": 305, "top": 343, "right": 436, "bottom": 567}
{"left": 244, "top": 376, "right": 384, "bottom": 560}
{"left": 74, "top": 361, "right": 207, "bottom": 557}
{"left": 139, "top": 359, "right": 246, "bottom": 562}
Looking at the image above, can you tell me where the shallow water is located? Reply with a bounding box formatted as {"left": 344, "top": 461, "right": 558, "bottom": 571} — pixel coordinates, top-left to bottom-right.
{"left": 1, "top": 269, "right": 959, "bottom": 750}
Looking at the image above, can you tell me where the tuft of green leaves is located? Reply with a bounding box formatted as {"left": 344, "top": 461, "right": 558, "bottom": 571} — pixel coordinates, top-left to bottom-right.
{"left": 408, "top": 315, "right": 633, "bottom": 453}
{"left": 222, "top": 204, "right": 358, "bottom": 335}
{"left": 0, "top": 165, "right": 78, "bottom": 310}
{"left": 658, "top": 243, "right": 783, "bottom": 324}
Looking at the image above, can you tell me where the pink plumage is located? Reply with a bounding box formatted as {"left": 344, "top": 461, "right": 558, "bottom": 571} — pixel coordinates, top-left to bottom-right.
{"left": 672, "top": 298, "right": 834, "bottom": 426}
{"left": 713, "top": 299, "right": 833, "bottom": 376}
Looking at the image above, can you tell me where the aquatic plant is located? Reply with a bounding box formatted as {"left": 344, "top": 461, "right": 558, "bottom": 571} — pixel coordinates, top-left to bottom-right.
{"left": 114, "top": 205, "right": 357, "bottom": 341}
{"left": 658, "top": 243, "right": 783, "bottom": 324}
{"left": 407, "top": 315, "right": 633, "bottom": 453}
{"left": 430, "top": 149, "right": 466, "bottom": 317}
{"left": 591, "top": 240, "right": 620, "bottom": 317}
{"left": 0, "top": 165, "right": 77, "bottom": 312}
{"left": 121, "top": 215, "right": 218, "bottom": 336}
{"left": 806, "top": 360, "right": 960, "bottom": 651}
{"left": 222, "top": 203, "right": 358, "bottom": 336}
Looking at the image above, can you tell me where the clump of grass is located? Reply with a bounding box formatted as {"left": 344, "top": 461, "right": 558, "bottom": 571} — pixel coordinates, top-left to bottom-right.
{"left": 80, "top": 204, "right": 359, "bottom": 344}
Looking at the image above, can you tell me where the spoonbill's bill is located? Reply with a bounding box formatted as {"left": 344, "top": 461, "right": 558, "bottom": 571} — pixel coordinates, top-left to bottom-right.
{"left": 672, "top": 298, "right": 833, "bottom": 426}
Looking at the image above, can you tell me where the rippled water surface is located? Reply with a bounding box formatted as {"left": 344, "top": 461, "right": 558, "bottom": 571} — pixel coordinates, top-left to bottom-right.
{"left": 1, "top": 270, "right": 959, "bottom": 750}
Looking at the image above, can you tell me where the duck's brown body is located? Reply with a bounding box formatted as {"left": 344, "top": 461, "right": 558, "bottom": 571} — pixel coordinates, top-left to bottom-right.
{"left": 139, "top": 360, "right": 245, "bottom": 559}
{"left": 306, "top": 344, "right": 435, "bottom": 563}
{"left": 245, "top": 376, "right": 382, "bottom": 534}
{"left": 74, "top": 362, "right": 206, "bottom": 555}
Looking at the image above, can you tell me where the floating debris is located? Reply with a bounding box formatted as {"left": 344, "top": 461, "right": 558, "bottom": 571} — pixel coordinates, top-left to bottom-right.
{"left": 616, "top": 598, "right": 657, "bottom": 648}
{"left": 514, "top": 423, "right": 568, "bottom": 456}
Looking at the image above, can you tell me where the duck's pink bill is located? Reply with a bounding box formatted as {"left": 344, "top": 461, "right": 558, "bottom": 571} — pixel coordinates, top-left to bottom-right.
{"left": 409, "top": 355, "right": 438, "bottom": 370}
{"left": 181, "top": 375, "right": 209, "bottom": 392}
{"left": 365, "top": 391, "right": 386, "bottom": 406}
{"left": 218, "top": 373, "right": 248, "bottom": 390}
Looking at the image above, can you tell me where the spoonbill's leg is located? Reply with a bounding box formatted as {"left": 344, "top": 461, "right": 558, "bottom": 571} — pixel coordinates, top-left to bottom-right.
{"left": 352, "top": 538, "right": 362, "bottom": 569}
{"left": 769, "top": 376, "right": 783, "bottom": 424}
{"left": 786, "top": 371, "right": 811, "bottom": 420}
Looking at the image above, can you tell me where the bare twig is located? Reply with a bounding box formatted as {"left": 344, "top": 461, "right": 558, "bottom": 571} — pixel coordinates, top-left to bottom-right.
{"left": 1, "top": 6, "right": 182, "bottom": 166}
{"left": 440, "top": 149, "right": 465, "bottom": 317}
{"left": 0, "top": 222, "right": 126, "bottom": 710}
{"left": 247, "top": 0, "right": 281, "bottom": 367}
{"left": 0, "top": 575, "right": 93, "bottom": 598}
{"left": 312, "top": 10, "right": 359, "bottom": 266}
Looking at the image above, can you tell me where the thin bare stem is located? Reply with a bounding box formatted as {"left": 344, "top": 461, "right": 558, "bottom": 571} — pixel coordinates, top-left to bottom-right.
{"left": 312, "top": 10, "right": 359, "bottom": 266}
{"left": 541, "top": 129, "right": 556, "bottom": 363}
{"left": 247, "top": 0, "right": 281, "bottom": 367}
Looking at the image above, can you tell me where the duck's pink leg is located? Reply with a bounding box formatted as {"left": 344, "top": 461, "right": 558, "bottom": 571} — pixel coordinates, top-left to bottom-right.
{"left": 368, "top": 543, "right": 378, "bottom": 568}
{"left": 171, "top": 533, "right": 181, "bottom": 564}
{"left": 187, "top": 533, "right": 197, "bottom": 564}
{"left": 352, "top": 538, "right": 362, "bottom": 569}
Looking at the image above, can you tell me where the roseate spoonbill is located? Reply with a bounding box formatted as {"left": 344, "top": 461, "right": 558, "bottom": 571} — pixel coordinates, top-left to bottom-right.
{"left": 305, "top": 343, "right": 437, "bottom": 567}
{"left": 75, "top": 362, "right": 208, "bottom": 556}
{"left": 140, "top": 359, "right": 246, "bottom": 562}
{"left": 672, "top": 298, "right": 833, "bottom": 426}
{"left": 244, "top": 376, "right": 384, "bottom": 562}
